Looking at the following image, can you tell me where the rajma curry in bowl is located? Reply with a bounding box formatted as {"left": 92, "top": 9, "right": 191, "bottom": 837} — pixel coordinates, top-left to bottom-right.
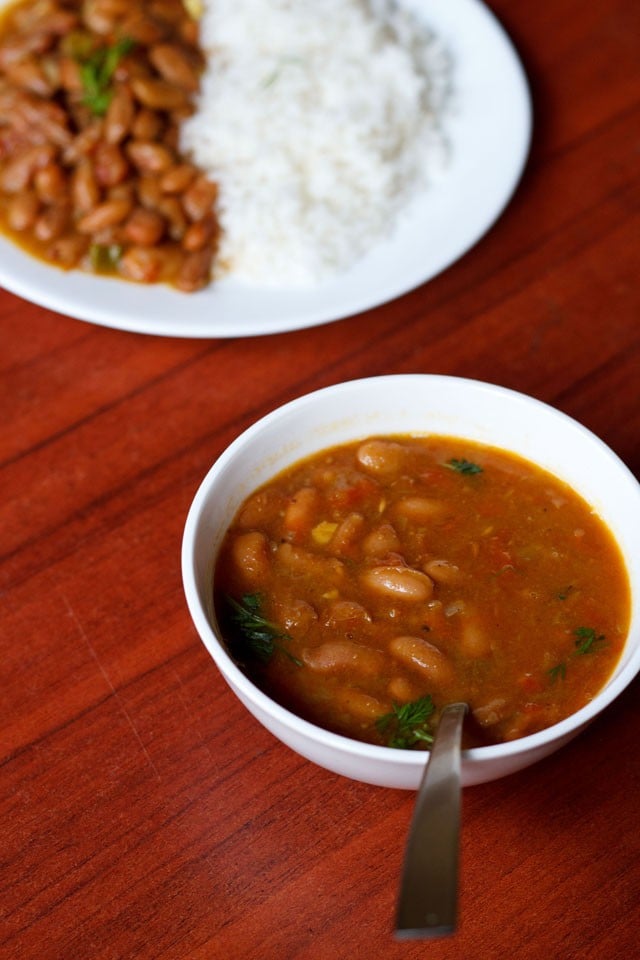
{"left": 182, "top": 376, "right": 640, "bottom": 788}
{"left": 214, "top": 434, "right": 629, "bottom": 752}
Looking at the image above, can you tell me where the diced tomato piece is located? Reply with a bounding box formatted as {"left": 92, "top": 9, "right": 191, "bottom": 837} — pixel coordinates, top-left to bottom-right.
{"left": 327, "top": 476, "right": 378, "bottom": 509}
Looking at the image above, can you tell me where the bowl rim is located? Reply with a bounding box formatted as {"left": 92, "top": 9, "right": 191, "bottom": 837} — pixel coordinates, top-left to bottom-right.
{"left": 182, "top": 373, "right": 640, "bottom": 768}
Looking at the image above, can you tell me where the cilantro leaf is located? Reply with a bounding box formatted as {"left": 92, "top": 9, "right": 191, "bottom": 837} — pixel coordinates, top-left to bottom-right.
{"left": 376, "top": 694, "right": 436, "bottom": 749}
{"left": 573, "top": 626, "right": 606, "bottom": 655}
{"left": 547, "top": 626, "right": 606, "bottom": 684}
{"left": 78, "top": 37, "right": 135, "bottom": 116}
{"left": 226, "top": 593, "right": 301, "bottom": 665}
{"left": 547, "top": 662, "right": 567, "bottom": 683}
{"left": 445, "top": 458, "right": 483, "bottom": 475}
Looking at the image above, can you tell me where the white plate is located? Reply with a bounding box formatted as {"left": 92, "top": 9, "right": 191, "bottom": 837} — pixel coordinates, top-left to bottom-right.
{"left": 0, "top": 0, "right": 531, "bottom": 338}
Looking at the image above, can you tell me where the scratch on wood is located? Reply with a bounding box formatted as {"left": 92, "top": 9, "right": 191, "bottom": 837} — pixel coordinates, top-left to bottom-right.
{"left": 61, "top": 593, "right": 161, "bottom": 781}
{"left": 170, "top": 668, "right": 215, "bottom": 764}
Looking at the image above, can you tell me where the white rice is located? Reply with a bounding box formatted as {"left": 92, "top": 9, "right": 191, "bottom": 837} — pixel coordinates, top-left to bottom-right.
{"left": 180, "top": 0, "right": 451, "bottom": 287}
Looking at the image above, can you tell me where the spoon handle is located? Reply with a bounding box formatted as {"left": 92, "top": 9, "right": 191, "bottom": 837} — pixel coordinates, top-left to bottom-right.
{"left": 395, "top": 701, "right": 468, "bottom": 940}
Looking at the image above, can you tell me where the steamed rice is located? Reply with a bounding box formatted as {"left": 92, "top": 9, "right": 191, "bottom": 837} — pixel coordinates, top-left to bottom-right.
{"left": 180, "top": 0, "right": 451, "bottom": 287}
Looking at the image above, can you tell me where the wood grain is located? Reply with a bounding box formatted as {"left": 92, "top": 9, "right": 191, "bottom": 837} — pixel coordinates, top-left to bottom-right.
{"left": 2, "top": 1, "right": 639, "bottom": 957}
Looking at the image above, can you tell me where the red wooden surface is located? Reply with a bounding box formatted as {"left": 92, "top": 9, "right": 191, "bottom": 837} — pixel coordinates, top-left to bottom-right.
{"left": 2, "top": 1, "right": 639, "bottom": 957}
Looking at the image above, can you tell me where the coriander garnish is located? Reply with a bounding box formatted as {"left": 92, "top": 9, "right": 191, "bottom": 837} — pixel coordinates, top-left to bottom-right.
{"left": 547, "top": 626, "right": 607, "bottom": 681}
{"left": 547, "top": 662, "right": 567, "bottom": 683}
{"left": 445, "top": 458, "right": 483, "bottom": 475}
{"left": 226, "top": 593, "right": 301, "bottom": 665}
{"left": 376, "top": 694, "right": 436, "bottom": 749}
{"left": 573, "top": 626, "right": 606, "bottom": 655}
{"left": 78, "top": 37, "right": 135, "bottom": 116}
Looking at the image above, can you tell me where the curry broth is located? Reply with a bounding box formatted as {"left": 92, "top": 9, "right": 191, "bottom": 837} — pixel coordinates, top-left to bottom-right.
{"left": 214, "top": 436, "right": 630, "bottom": 749}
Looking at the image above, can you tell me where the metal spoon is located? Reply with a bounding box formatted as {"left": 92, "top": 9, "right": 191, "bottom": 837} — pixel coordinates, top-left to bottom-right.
{"left": 395, "top": 701, "right": 468, "bottom": 940}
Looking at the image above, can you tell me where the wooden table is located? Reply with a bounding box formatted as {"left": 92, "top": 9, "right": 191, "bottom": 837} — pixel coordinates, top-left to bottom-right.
{"left": 2, "top": 1, "right": 639, "bottom": 957}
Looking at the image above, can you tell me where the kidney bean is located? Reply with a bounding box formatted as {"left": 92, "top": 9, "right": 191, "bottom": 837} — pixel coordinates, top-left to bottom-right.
{"left": 159, "top": 163, "right": 197, "bottom": 194}
{"left": 136, "top": 174, "right": 163, "bottom": 210}
{"left": 393, "top": 496, "right": 450, "bottom": 522}
{"left": 276, "top": 542, "right": 346, "bottom": 588}
{"left": 302, "top": 641, "right": 386, "bottom": 677}
{"left": 236, "top": 490, "right": 281, "bottom": 529}
{"left": 0, "top": 144, "right": 56, "bottom": 193}
{"left": 388, "top": 635, "right": 454, "bottom": 684}
{"left": 104, "top": 86, "right": 135, "bottom": 145}
{"left": 458, "top": 612, "right": 491, "bottom": 658}
{"left": 151, "top": 0, "right": 190, "bottom": 26}
{"left": 47, "top": 232, "right": 89, "bottom": 267}
{"left": 324, "top": 600, "right": 371, "bottom": 626}
{"left": 93, "top": 142, "right": 129, "bottom": 187}
{"left": 57, "top": 56, "right": 83, "bottom": 93}
{"left": 31, "top": 8, "right": 80, "bottom": 36}
{"left": 154, "top": 196, "right": 187, "bottom": 240}
{"left": 126, "top": 140, "right": 175, "bottom": 174}
{"left": 33, "top": 203, "right": 70, "bottom": 242}
{"left": 277, "top": 599, "right": 318, "bottom": 636}
{"left": 0, "top": 32, "right": 52, "bottom": 69}
{"left": 329, "top": 687, "right": 391, "bottom": 723}
{"left": 123, "top": 206, "right": 166, "bottom": 246}
{"left": 182, "top": 213, "right": 217, "bottom": 252}
{"left": 76, "top": 197, "right": 133, "bottom": 233}
{"left": 6, "top": 191, "right": 40, "bottom": 231}
{"left": 82, "top": 0, "right": 119, "bottom": 36}
{"left": 360, "top": 565, "right": 434, "bottom": 602}
{"left": 387, "top": 676, "right": 424, "bottom": 704}
{"left": 120, "top": 13, "right": 169, "bottom": 45}
{"left": 182, "top": 175, "right": 218, "bottom": 221}
{"left": 118, "top": 245, "right": 165, "bottom": 283}
{"left": 148, "top": 43, "right": 200, "bottom": 91}
{"left": 362, "top": 524, "right": 402, "bottom": 558}
{"left": 472, "top": 698, "right": 508, "bottom": 728}
{"left": 4, "top": 56, "right": 55, "bottom": 96}
{"left": 327, "top": 513, "right": 366, "bottom": 556}
{"left": 161, "top": 122, "right": 180, "bottom": 152}
{"left": 11, "top": 94, "right": 69, "bottom": 149}
{"left": 175, "top": 247, "right": 214, "bottom": 292}
{"left": 34, "top": 162, "right": 66, "bottom": 203}
{"left": 283, "top": 487, "right": 320, "bottom": 538}
{"left": 62, "top": 121, "right": 104, "bottom": 163}
{"left": 131, "top": 77, "right": 188, "bottom": 111}
{"left": 71, "top": 161, "right": 101, "bottom": 215}
{"left": 107, "top": 181, "right": 136, "bottom": 204}
{"left": 423, "top": 559, "right": 461, "bottom": 584}
{"left": 179, "top": 15, "right": 199, "bottom": 46}
{"left": 356, "top": 440, "right": 407, "bottom": 477}
{"left": 131, "top": 108, "right": 164, "bottom": 141}
{"left": 230, "top": 531, "right": 271, "bottom": 586}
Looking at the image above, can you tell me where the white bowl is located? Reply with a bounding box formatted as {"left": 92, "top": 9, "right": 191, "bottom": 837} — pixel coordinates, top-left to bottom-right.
{"left": 181, "top": 375, "right": 640, "bottom": 788}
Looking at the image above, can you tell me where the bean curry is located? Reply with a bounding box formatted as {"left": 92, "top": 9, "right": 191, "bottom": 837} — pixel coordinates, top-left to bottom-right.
{"left": 0, "top": 0, "right": 218, "bottom": 291}
{"left": 214, "top": 436, "right": 630, "bottom": 749}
